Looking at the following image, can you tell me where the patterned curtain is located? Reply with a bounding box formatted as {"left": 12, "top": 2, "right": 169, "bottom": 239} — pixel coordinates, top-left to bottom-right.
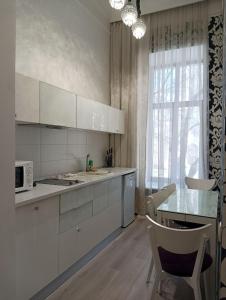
{"left": 208, "top": 15, "right": 223, "bottom": 192}
{"left": 209, "top": 11, "right": 226, "bottom": 300}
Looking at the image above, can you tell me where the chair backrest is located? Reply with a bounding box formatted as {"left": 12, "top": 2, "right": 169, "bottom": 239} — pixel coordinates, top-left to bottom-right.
{"left": 185, "top": 177, "right": 216, "bottom": 191}
{"left": 146, "top": 215, "right": 211, "bottom": 254}
{"left": 147, "top": 183, "right": 176, "bottom": 220}
{"left": 161, "top": 183, "right": 176, "bottom": 198}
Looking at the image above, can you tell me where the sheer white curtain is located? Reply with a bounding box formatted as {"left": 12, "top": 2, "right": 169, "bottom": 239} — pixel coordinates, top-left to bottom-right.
{"left": 145, "top": 4, "right": 208, "bottom": 190}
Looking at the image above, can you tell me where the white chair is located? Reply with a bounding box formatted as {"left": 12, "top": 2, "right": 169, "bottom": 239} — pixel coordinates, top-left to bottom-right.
{"left": 146, "top": 215, "right": 212, "bottom": 300}
{"left": 146, "top": 183, "right": 176, "bottom": 220}
{"left": 185, "top": 177, "right": 216, "bottom": 191}
{"left": 146, "top": 183, "right": 176, "bottom": 283}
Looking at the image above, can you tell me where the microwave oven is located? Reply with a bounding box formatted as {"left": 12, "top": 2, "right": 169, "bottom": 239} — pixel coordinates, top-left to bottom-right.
{"left": 15, "top": 161, "right": 33, "bottom": 193}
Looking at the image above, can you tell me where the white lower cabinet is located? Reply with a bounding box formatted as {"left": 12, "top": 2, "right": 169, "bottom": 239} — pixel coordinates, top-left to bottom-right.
{"left": 16, "top": 196, "right": 59, "bottom": 300}
{"left": 58, "top": 227, "right": 80, "bottom": 274}
{"left": 58, "top": 177, "right": 122, "bottom": 274}
{"left": 16, "top": 177, "right": 123, "bottom": 299}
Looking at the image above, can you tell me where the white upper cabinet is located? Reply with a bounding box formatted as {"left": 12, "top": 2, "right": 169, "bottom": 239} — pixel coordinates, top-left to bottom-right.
{"left": 77, "top": 96, "right": 108, "bottom": 132}
{"left": 108, "top": 106, "right": 125, "bottom": 134}
{"left": 40, "top": 82, "right": 76, "bottom": 128}
{"left": 15, "top": 74, "right": 124, "bottom": 134}
{"left": 15, "top": 73, "right": 39, "bottom": 123}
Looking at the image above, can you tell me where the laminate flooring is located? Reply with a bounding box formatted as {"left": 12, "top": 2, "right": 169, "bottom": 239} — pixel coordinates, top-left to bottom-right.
{"left": 47, "top": 217, "right": 194, "bottom": 300}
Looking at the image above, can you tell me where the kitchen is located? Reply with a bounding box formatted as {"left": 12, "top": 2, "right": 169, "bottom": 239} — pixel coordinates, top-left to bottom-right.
{"left": 1, "top": 0, "right": 226, "bottom": 300}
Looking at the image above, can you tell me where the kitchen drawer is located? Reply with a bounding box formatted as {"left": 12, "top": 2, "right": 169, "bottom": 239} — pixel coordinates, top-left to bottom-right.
{"left": 60, "top": 186, "right": 93, "bottom": 214}
{"left": 93, "top": 181, "right": 109, "bottom": 215}
{"left": 108, "top": 177, "right": 122, "bottom": 206}
{"left": 59, "top": 201, "right": 93, "bottom": 233}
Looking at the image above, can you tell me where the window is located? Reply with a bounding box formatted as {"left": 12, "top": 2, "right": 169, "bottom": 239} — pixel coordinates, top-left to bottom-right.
{"left": 146, "top": 45, "right": 207, "bottom": 189}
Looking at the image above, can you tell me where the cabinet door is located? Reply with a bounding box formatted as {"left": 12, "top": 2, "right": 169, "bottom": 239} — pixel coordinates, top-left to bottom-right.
{"left": 118, "top": 110, "right": 125, "bottom": 134}
{"left": 108, "top": 106, "right": 125, "bottom": 134}
{"left": 15, "top": 73, "right": 39, "bottom": 123}
{"left": 77, "top": 96, "right": 108, "bottom": 132}
{"left": 16, "top": 196, "right": 59, "bottom": 300}
{"left": 77, "top": 201, "right": 122, "bottom": 260}
{"left": 40, "top": 82, "right": 76, "bottom": 127}
{"left": 58, "top": 227, "right": 80, "bottom": 274}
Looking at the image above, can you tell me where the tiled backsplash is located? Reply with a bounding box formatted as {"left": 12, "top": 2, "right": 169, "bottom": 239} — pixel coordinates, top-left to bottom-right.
{"left": 16, "top": 125, "right": 109, "bottom": 180}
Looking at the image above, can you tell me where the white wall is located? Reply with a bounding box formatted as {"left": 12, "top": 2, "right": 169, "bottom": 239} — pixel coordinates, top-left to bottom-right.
{"left": 0, "top": 1, "right": 15, "bottom": 299}
{"left": 16, "top": 126, "right": 109, "bottom": 180}
{"left": 16, "top": 0, "right": 110, "bottom": 104}
{"left": 16, "top": 0, "right": 110, "bottom": 177}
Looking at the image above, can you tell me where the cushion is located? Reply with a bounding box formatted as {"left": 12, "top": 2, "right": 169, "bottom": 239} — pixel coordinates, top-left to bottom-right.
{"left": 158, "top": 247, "right": 212, "bottom": 277}
{"left": 173, "top": 220, "right": 204, "bottom": 229}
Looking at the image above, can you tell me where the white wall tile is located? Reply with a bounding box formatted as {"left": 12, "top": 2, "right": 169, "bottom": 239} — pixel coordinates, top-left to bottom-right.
{"left": 41, "top": 145, "right": 67, "bottom": 162}
{"left": 16, "top": 125, "right": 40, "bottom": 145}
{"left": 40, "top": 160, "right": 66, "bottom": 178}
{"left": 16, "top": 125, "right": 109, "bottom": 178}
{"left": 40, "top": 127, "right": 67, "bottom": 145}
{"left": 67, "top": 129, "right": 87, "bottom": 145}
{"left": 67, "top": 144, "right": 87, "bottom": 160}
{"left": 33, "top": 162, "right": 41, "bottom": 180}
{"left": 16, "top": 144, "right": 40, "bottom": 163}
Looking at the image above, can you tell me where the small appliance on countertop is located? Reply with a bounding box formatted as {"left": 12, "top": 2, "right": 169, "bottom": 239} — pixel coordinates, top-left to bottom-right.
{"left": 15, "top": 161, "right": 33, "bottom": 193}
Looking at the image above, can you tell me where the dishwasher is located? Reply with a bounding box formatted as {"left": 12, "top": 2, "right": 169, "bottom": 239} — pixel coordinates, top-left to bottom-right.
{"left": 122, "top": 172, "right": 136, "bottom": 227}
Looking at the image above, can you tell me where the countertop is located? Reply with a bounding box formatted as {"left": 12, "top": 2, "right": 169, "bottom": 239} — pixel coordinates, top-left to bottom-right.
{"left": 15, "top": 168, "right": 136, "bottom": 208}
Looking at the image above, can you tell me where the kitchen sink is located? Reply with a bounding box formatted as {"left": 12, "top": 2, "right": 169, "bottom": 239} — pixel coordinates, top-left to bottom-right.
{"left": 37, "top": 178, "right": 83, "bottom": 186}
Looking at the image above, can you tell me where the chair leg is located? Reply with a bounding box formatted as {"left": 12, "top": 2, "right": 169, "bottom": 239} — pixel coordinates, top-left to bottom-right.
{"left": 203, "top": 272, "right": 208, "bottom": 300}
{"left": 151, "top": 273, "right": 160, "bottom": 300}
{"left": 193, "top": 282, "right": 202, "bottom": 300}
{"left": 146, "top": 258, "right": 154, "bottom": 283}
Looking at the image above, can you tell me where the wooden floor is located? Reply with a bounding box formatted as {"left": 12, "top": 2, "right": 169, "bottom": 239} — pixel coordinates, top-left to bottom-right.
{"left": 47, "top": 217, "right": 193, "bottom": 300}
{"left": 47, "top": 217, "right": 154, "bottom": 300}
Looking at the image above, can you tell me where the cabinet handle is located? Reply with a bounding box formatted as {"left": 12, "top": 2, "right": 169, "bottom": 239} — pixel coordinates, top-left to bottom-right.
{"left": 34, "top": 206, "right": 39, "bottom": 211}
{"left": 76, "top": 225, "right": 80, "bottom": 232}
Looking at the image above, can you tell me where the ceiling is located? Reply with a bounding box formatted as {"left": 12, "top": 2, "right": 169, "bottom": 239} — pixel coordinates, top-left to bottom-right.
{"left": 77, "top": 0, "right": 205, "bottom": 25}
{"left": 110, "top": 0, "right": 204, "bottom": 22}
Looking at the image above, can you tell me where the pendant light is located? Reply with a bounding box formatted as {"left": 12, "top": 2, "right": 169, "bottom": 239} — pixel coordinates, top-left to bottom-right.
{"left": 132, "top": 1, "right": 146, "bottom": 39}
{"left": 132, "top": 18, "right": 146, "bottom": 39}
{"left": 121, "top": 0, "right": 137, "bottom": 27}
{"left": 109, "top": 0, "right": 146, "bottom": 39}
{"left": 109, "top": 0, "right": 126, "bottom": 10}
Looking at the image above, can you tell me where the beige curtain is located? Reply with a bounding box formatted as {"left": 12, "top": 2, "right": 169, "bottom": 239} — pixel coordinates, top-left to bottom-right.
{"left": 110, "top": 2, "right": 207, "bottom": 215}
{"left": 110, "top": 20, "right": 150, "bottom": 214}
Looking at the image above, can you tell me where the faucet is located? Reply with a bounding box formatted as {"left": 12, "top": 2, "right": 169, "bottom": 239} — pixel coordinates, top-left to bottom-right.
{"left": 86, "top": 154, "right": 90, "bottom": 172}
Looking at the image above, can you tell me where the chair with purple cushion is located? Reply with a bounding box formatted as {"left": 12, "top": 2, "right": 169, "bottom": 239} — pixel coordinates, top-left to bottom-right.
{"left": 146, "top": 215, "right": 212, "bottom": 300}
{"left": 146, "top": 183, "right": 176, "bottom": 283}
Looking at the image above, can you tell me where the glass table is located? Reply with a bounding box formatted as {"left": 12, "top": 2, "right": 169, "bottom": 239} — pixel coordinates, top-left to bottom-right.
{"left": 157, "top": 188, "right": 219, "bottom": 300}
